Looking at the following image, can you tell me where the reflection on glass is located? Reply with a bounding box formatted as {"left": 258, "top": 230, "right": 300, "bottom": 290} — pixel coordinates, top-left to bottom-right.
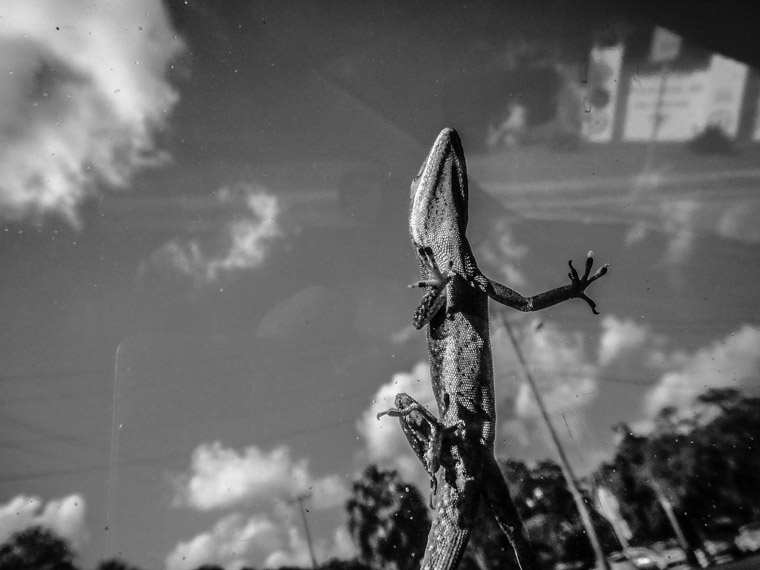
{"left": 1, "top": 4, "right": 759, "bottom": 570}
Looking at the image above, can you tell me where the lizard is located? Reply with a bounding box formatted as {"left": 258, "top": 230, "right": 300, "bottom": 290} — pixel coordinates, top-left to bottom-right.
{"left": 377, "top": 127, "right": 608, "bottom": 570}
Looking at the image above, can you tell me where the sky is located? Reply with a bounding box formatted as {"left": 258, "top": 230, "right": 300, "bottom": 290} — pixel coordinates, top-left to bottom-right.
{"left": 1, "top": 2, "right": 760, "bottom": 569}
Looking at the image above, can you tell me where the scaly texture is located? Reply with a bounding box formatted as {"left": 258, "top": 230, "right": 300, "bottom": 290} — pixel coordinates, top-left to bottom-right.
{"left": 379, "top": 128, "right": 609, "bottom": 570}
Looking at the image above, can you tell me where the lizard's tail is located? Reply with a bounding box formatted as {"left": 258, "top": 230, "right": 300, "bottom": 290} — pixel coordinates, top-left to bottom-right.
{"left": 481, "top": 457, "right": 543, "bottom": 570}
{"left": 419, "top": 477, "right": 477, "bottom": 570}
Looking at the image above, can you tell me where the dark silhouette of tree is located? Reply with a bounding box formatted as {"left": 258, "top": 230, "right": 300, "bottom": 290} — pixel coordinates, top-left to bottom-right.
{"left": 461, "top": 458, "right": 618, "bottom": 569}
{"left": 504, "top": 459, "right": 615, "bottom": 567}
{"left": 0, "top": 526, "right": 79, "bottom": 570}
{"left": 346, "top": 465, "right": 430, "bottom": 570}
{"left": 596, "top": 389, "right": 760, "bottom": 549}
{"left": 595, "top": 428, "right": 669, "bottom": 543}
{"left": 97, "top": 558, "right": 146, "bottom": 570}
{"left": 460, "top": 495, "right": 517, "bottom": 570}
{"left": 317, "top": 557, "right": 371, "bottom": 570}
{"left": 192, "top": 565, "right": 224, "bottom": 570}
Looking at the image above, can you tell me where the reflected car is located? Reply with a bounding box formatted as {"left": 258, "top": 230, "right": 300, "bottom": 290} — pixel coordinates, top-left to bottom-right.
{"left": 652, "top": 540, "right": 689, "bottom": 569}
{"left": 553, "top": 561, "right": 588, "bottom": 570}
{"left": 608, "top": 552, "right": 637, "bottom": 570}
{"left": 608, "top": 548, "right": 663, "bottom": 570}
{"left": 735, "top": 522, "right": 760, "bottom": 553}
{"left": 703, "top": 538, "right": 736, "bottom": 564}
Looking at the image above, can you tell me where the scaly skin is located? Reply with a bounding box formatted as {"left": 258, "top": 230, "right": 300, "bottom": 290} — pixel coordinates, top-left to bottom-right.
{"left": 379, "top": 128, "right": 608, "bottom": 570}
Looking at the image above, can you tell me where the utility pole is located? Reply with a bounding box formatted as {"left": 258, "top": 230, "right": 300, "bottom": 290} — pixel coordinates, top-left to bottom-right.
{"left": 643, "top": 27, "right": 681, "bottom": 173}
{"left": 292, "top": 492, "right": 317, "bottom": 569}
{"left": 500, "top": 314, "right": 610, "bottom": 570}
{"left": 105, "top": 338, "right": 128, "bottom": 560}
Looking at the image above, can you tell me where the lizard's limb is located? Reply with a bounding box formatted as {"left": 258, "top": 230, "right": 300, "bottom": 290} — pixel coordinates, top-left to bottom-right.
{"left": 409, "top": 248, "right": 456, "bottom": 329}
{"left": 567, "top": 250, "right": 609, "bottom": 314}
{"left": 377, "top": 393, "right": 463, "bottom": 508}
{"left": 408, "top": 247, "right": 455, "bottom": 289}
{"left": 484, "top": 251, "right": 609, "bottom": 315}
{"left": 481, "top": 457, "right": 542, "bottom": 570}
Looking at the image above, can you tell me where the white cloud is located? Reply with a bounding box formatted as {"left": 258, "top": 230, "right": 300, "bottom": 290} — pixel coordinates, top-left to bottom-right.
{"left": 598, "top": 315, "right": 650, "bottom": 366}
{"left": 476, "top": 217, "right": 529, "bottom": 287}
{"left": 172, "top": 441, "right": 347, "bottom": 512}
{"left": 149, "top": 185, "right": 281, "bottom": 284}
{"left": 356, "top": 361, "right": 436, "bottom": 489}
{"left": 661, "top": 199, "right": 700, "bottom": 264}
{"left": 165, "top": 512, "right": 355, "bottom": 570}
{"left": 0, "top": 1, "right": 183, "bottom": 225}
{"left": 717, "top": 200, "right": 760, "bottom": 243}
{"left": 0, "top": 494, "right": 86, "bottom": 546}
{"left": 505, "top": 320, "right": 599, "bottom": 421}
{"left": 165, "top": 512, "right": 283, "bottom": 570}
{"left": 641, "top": 324, "right": 760, "bottom": 422}
{"left": 169, "top": 441, "right": 352, "bottom": 569}
{"left": 362, "top": 324, "right": 607, "bottom": 474}
{"left": 486, "top": 318, "right": 608, "bottom": 460}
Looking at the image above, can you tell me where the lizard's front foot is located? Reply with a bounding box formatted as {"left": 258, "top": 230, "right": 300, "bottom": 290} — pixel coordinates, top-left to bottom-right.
{"left": 408, "top": 247, "right": 455, "bottom": 289}
{"left": 568, "top": 251, "right": 609, "bottom": 315}
{"left": 409, "top": 248, "right": 456, "bottom": 329}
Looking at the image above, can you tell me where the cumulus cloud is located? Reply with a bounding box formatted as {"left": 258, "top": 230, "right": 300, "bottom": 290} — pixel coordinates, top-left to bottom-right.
{"left": 661, "top": 199, "right": 700, "bottom": 264}
{"left": 476, "top": 217, "right": 529, "bottom": 287}
{"left": 356, "top": 361, "right": 436, "bottom": 489}
{"left": 172, "top": 441, "right": 347, "bottom": 512}
{"left": 486, "top": 317, "right": 611, "bottom": 457}
{"left": 0, "top": 1, "right": 183, "bottom": 225}
{"left": 641, "top": 324, "right": 760, "bottom": 423}
{"left": 166, "top": 512, "right": 355, "bottom": 570}
{"left": 597, "top": 315, "right": 650, "bottom": 367}
{"left": 717, "top": 200, "right": 760, "bottom": 243}
{"left": 168, "top": 441, "right": 351, "bottom": 569}
{"left": 166, "top": 513, "right": 282, "bottom": 570}
{"left": 362, "top": 323, "right": 609, "bottom": 473}
{"left": 0, "top": 494, "right": 86, "bottom": 546}
{"left": 624, "top": 198, "right": 701, "bottom": 266}
{"left": 148, "top": 185, "right": 282, "bottom": 284}
{"left": 504, "top": 320, "right": 599, "bottom": 421}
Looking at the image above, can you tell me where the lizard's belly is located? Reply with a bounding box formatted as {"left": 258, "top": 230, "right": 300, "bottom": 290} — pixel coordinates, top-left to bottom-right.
{"left": 428, "top": 314, "right": 496, "bottom": 447}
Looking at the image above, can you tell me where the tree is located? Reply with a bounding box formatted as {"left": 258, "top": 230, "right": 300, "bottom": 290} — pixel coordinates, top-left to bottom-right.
{"left": 0, "top": 526, "right": 79, "bottom": 570}
{"left": 97, "top": 558, "right": 146, "bottom": 570}
{"left": 596, "top": 389, "right": 760, "bottom": 548}
{"left": 345, "top": 465, "right": 430, "bottom": 570}
{"left": 460, "top": 495, "right": 517, "bottom": 570}
{"left": 503, "top": 459, "right": 615, "bottom": 567}
{"left": 317, "top": 557, "right": 371, "bottom": 570}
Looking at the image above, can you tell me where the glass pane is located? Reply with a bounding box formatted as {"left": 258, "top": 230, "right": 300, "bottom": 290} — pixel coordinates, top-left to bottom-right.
{"left": 1, "top": 3, "right": 758, "bottom": 570}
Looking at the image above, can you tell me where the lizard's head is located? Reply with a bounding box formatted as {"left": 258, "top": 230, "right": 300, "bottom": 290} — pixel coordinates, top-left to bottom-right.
{"left": 409, "top": 128, "right": 469, "bottom": 250}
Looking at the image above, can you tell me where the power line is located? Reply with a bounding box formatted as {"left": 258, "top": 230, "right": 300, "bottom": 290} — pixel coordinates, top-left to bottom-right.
{"left": 0, "top": 416, "right": 353, "bottom": 484}
{"left": 500, "top": 312, "right": 610, "bottom": 570}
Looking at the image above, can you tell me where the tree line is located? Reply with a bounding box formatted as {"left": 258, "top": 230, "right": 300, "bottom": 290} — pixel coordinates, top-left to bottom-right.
{"left": 2, "top": 387, "right": 758, "bottom": 570}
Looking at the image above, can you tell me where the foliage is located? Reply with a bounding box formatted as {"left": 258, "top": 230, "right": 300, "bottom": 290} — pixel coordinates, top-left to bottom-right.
{"left": 595, "top": 430, "right": 671, "bottom": 543}
{"left": 317, "top": 557, "right": 371, "bottom": 570}
{"left": 0, "top": 526, "right": 79, "bottom": 570}
{"left": 596, "top": 389, "right": 760, "bottom": 547}
{"left": 97, "top": 558, "right": 147, "bottom": 570}
{"left": 688, "top": 124, "right": 737, "bottom": 155}
{"left": 502, "top": 459, "right": 616, "bottom": 566}
{"left": 460, "top": 495, "right": 518, "bottom": 570}
{"left": 345, "top": 465, "right": 430, "bottom": 570}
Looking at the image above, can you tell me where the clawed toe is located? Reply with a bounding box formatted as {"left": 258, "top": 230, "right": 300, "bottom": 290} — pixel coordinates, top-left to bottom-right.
{"left": 568, "top": 252, "right": 609, "bottom": 315}
{"left": 409, "top": 248, "right": 455, "bottom": 289}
